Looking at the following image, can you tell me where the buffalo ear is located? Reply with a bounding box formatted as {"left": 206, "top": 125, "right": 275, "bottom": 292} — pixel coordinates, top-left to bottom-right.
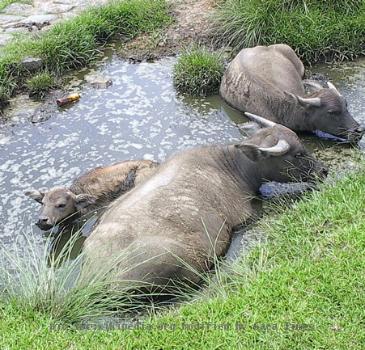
{"left": 74, "top": 194, "right": 97, "bottom": 212}
{"left": 303, "top": 79, "right": 323, "bottom": 93}
{"left": 235, "top": 143, "right": 267, "bottom": 162}
{"left": 24, "top": 189, "right": 46, "bottom": 204}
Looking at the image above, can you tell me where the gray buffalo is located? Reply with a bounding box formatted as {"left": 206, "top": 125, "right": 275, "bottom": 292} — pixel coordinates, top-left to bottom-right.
{"left": 220, "top": 44, "right": 364, "bottom": 142}
{"left": 82, "top": 115, "right": 327, "bottom": 291}
{"left": 25, "top": 160, "right": 158, "bottom": 230}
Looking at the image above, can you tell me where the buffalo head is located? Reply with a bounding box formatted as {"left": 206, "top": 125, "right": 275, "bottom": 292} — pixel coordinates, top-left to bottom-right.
{"left": 240, "top": 112, "right": 328, "bottom": 183}
{"left": 288, "top": 81, "right": 364, "bottom": 143}
{"left": 25, "top": 187, "right": 97, "bottom": 230}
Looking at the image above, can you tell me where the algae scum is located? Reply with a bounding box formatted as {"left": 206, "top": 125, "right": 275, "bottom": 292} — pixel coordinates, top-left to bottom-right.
{"left": 0, "top": 53, "right": 364, "bottom": 255}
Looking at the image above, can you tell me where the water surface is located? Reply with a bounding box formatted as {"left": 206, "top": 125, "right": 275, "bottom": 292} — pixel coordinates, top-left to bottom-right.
{"left": 0, "top": 53, "right": 364, "bottom": 257}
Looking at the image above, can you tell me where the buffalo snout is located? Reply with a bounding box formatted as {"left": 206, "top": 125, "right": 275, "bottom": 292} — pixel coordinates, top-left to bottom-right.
{"left": 349, "top": 125, "right": 365, "bottom": 143}
{"left": 36, "top": 216, "right": 53, "bottom": 230}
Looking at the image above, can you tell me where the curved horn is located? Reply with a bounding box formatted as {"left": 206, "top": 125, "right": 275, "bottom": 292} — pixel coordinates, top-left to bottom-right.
{"left": 296, "top": 95, "right": 322, "bottom": 107}
{"left": 258, "top": 139, "right": 290, "bottom": 156}
{"left": 327, "top": 81, "right": 341, "bottom": 96}
{"left": 244, "top": 112, "right": 276, "bottom": 128}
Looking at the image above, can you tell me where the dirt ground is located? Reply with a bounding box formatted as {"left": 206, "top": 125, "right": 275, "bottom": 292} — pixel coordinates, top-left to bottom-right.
{"left": 120, "top": 0, "right": 217, "bottom": 61}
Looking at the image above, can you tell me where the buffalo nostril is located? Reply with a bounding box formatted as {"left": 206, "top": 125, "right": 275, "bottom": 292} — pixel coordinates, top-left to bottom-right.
{"left": 38, "top": 216, "right": 48, "bottom": 224}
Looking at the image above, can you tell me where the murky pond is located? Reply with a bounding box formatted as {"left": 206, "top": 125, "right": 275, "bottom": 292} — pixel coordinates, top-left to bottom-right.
{"left": 0, "top": 51, "right": 364, "bottom": 257}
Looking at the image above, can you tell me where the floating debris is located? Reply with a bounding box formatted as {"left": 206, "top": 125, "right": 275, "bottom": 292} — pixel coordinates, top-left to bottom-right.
{"left": 56, "top": 93, "right": 80, "bottom": 107}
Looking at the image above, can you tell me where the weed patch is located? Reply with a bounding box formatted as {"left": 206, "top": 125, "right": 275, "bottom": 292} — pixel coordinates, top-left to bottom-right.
{"left": 214, "top": 0, "right": 365, "bottom": 63}
{"left": 173, "top": 46, "right": 224, "bottom": 96}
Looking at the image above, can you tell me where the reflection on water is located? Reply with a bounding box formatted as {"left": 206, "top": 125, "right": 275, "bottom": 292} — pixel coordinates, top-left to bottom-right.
{"left": 0, "top": 53, "right": 364, "bottom": 257}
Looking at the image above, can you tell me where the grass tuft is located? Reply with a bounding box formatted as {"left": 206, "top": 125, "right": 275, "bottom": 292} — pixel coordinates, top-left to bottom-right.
{"left": 0, "top": 229, "right": 163, "bottom": 327}
{"left": 26, "top": 72, "right": 56, "bottom": 98}
{"left": 0, "top": 0, "right": 171, "bottom": 108}
{"left": 214, "top": 0, "right": 365, "bottom": 64}
{"left": 173, "top": 46, "right": 224, "bottom": 96}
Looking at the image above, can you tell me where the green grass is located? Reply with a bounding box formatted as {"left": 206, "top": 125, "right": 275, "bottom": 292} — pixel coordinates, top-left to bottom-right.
{"left": 26, "top": 72, "right": 56, "bottom": 98}
{"left": 173, "top": 46, "right": 224, "bottom": 96}
{"left": 0, "top": 0, "right": 32, "bottom": 11}
{"left": 1, "top": 164, "right": 364, "bottom": 348}
{"left": 214, "top": 0, "right": 365, "bottom": 64}
{"left": 0, "top": 230, "right": 168, "bottom": 329}
{"left": 0, "top": 0, "right": 171, "bottom": 107}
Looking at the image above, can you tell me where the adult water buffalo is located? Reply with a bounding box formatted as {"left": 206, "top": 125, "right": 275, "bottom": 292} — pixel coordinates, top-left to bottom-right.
{"left": 83, "top": 115, "right": 327, "bottom": 291}
{"left": 220, "top": 44, "right": 364, "bottom": 142}
{"left": 25, "top": 160, "right": 158, "bottom": 230}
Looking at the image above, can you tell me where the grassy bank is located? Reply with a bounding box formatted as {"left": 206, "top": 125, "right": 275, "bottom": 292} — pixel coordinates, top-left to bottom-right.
{"left": 173, "top": 46, "right": 224, "bottom": 96}
{"left": 1, "top": 164, "right": 364, "bottom": 348}
{"left": 0, "top": 0, "right": 170, "bottom": 107}
{"left": 214, "top": 0, "right": 365, "bottom": 64}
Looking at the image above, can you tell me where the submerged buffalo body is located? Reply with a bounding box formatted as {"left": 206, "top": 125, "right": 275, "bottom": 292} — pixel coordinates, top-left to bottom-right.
{"left": 25, "top": 160, "right": 158, "bottom": 230}
{"left": 83, "top": 118, "right": 327, "bottom": 290}
{"left": 220, "top": 44, "right": 364, "bottom": 142}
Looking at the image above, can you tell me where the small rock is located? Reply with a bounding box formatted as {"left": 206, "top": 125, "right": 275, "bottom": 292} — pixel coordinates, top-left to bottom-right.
{"left": 2, "top": 3, "right": 34, "bottom": 17}
{"left": 30, "top": 100, "right": 57, "bottom": 123}
{"left": 20, "top": 57, "right": 43, "bottom": 72}
{"left": 85, "top": 74, "right": 113, "bottom": 89}
{"left": 30, "top": 108, "right": 52, "bottom": 123}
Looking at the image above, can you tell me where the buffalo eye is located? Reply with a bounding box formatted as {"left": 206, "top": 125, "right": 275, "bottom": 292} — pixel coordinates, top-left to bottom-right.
{"left": 56, "top": 203, "right": 66, "bottom": 209}
{"left": 294, "top": 152, "right": 304, "bottom": 158}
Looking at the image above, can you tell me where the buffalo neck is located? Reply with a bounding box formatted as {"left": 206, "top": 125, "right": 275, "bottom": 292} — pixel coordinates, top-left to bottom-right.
{"left": 271, "top": 93, "right": 311, "bottom": 132}
{"left": 213, "top": 145, "right": 263, "bottom": 194}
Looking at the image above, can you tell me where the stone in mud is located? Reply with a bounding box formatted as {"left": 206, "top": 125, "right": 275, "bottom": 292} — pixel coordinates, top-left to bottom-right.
{"left": 20, "top": 57, "right": 43, "bottom": 72}
{"left": 29, "top": 92, "right": 63, "bottom": 123}
{"left": 30, "top": 106, "right": 53, "bottom": 123}
{"left": 85, "top": 74, "right": 113, "bottom": 89}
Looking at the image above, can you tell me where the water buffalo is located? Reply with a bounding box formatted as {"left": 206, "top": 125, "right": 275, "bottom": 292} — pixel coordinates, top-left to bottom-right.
{"left": 82, "top": 115, "right": 327, "bottom": 291}
{"left": 220, "top": 44, "right": 364, "bottom": 142}
{"left": 25, "top": 160, "right": 159, "bottom": 230}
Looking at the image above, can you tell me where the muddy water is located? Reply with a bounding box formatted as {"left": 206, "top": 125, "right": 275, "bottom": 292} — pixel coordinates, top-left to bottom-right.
{"left": 0, "top": 53, "right": 364, "bottom": 257}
